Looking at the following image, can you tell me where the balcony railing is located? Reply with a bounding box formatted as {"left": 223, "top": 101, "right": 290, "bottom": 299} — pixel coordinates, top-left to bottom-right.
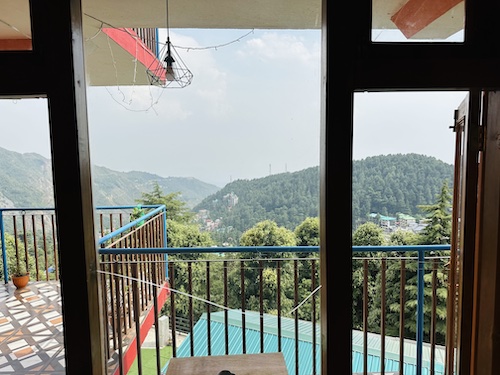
{"left": 97, "top": 205, "right": 168, "bottom": 373}
{"left": 0, "top": 205, "right": 169, "bottom": 375}
{"left": 160, "top": 245, "right": 450, "bottom": 375}
{"left": 0, "top": 207, "right": 452, "bottom": 375}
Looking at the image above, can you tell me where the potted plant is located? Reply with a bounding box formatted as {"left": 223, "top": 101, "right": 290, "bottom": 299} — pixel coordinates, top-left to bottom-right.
{"left": 9, "top": 258, "right": 30, "bottom": 289}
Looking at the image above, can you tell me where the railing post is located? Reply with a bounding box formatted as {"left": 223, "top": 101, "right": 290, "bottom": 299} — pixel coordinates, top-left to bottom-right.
{"left": 416, "top": 249, "right": 425, "bottom": 375}
{"left": 163, "top": 207, "right": 168, "bottom": 279}
{"left": 0, "top": 210, "right": 7, "bottom": 283}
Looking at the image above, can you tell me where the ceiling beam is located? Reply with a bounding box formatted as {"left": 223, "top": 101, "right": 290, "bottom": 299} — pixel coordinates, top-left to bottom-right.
{"left": 0, "top": 39, "right": 32, "bottom": 51}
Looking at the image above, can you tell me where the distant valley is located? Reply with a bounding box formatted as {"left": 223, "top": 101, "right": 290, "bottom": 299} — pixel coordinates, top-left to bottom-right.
{"left": 0, "top": 147, "right": 219, "bottom": 208}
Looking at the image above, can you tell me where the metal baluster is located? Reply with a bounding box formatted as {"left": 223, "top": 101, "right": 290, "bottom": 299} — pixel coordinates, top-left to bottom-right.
{"left": 224, "top": 260, "right": 229, "bottom": 355}
{"left": 41, "top": 215, "right": 49, "bottom": 280}
{"left": 399, "top": 259, "right": 406, "bottom": 375}
{"left": 241, "top": 260, "right": 246, "bottom": 354}
{"left": 312, "top": 259, "right": 317, "bottom": 375}
{"left": 277, "top": 259, "right": 282, "bottom": 352}
{"left": 259, "top": 259, "right": 264, "bottom": 354}
{"left": 363, "top": 259, "right": 369, "bottom": 375}
{"left": 51, "top": 214, "right": 59, "bottom": 280}
{"left": 169, "top": 263, "right": 177, "bottom": 358}
{"left": 381, "top": 258, "right": 386, "bottom": 375}
{"left": 188, "top": 261, "right": 194, "bottom": 357}
{"left": 430, "top": 258, "right": 438, "bottom": 375}
{"left": 131, "top": 262, "right": 143, "bottom": 375}
{"left": 294, "top": 259, "right": 299, "bottom": 375}
{"left": 206, "top": 261, "right": 212, "bottom": 356}
{"left": 152, "top": 262, "right": 161, "bottom": 375}
{"left": 114, "top": 260, "right": 124, "bottom": 375}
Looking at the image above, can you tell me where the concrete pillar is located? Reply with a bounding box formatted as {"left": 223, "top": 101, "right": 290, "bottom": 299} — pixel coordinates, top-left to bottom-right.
{"left": 158, "top": 315, "right": 171, "bottom": 346}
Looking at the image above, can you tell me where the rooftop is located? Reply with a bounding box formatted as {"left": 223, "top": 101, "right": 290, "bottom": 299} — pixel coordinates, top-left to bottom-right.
{"left": 170, "top": 310, "right": 446, "bottom": 375}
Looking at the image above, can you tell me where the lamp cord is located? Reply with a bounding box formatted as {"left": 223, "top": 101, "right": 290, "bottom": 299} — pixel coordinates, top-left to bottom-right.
{"left": 165, "top": 0, "right": 170, "bottom": 39}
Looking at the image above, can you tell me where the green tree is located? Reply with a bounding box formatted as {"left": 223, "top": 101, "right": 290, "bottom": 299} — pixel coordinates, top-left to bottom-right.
{"left": 352, "top": 222, "right": 386, "bottom": 330}
{"left": 388, "top": 229, "right": 420, "bottom": 246}
{"left": 240, "top": 220, "right": 297, "bottom": 247}
{"left": 137, "top": 181, "right": 194, "bottom": 223}
{"left": 167, "top": 220, "right": 214, "bottom": 248}
{"left": 400, "top": 181, "right": 452, "bottom": 344}
{"left": 294, "top": 217, "right": 319, "bottom": 246}
{"left": 352, "top": 222, "right": 385, "bottom": 246}
{"left": 417, "top": 180, "right": 452, "bottom": 245}
{"left": 0, "top": 233, "right": 34, "bottom": 279}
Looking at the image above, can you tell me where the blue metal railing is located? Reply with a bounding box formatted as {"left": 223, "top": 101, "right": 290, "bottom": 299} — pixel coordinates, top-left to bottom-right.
{"left": 98, "top": 205, "right": 166, "bottom": 245}
{"left": 98, "top": 204, "right": 168, "bottom": 277}
{"left": 0, "top": 205, "right": 168, "bottom": 282}
{"left": 0, "top": 213, "right": 6, "bottom": 283}
{"left": 103, "top": 243, "right": 449, "bottom": 375}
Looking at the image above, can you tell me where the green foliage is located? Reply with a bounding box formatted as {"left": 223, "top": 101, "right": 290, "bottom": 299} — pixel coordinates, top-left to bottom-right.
{"left": 0, "top": 233, "right": 34, "bottom": 278}
{"left": 127, "top": 346, "right": 173, "bottom": 375}
{"left": 136, "top": 182, "right": 195, "bottom": 224}
{"left": 353, "top": 154, "right": 454, "bottom": 228}
{"left": 294, "top": 217, "right": 319, "bottom": 246}
{"left": 388, "top": 229, "right": 420, "bottom": 245}
{"left": 417, "top": 180, "right": 452, "bottom": 245}
{"left": 352, "top": 222, "right": 386, "bottom": 246}
{"left": 240, "top": 220, "right": 297, "bottom": 247}
{"left": 193, "top": 154, "right": 452, "bottom": 245}
{"left": 194, "top": 167, "right": 320, "bottom": 244}
{"left": 356, "top": 182, "right": 452, "bottom": 345}
{"left": 403, "top": 258, "right": 448, "bottom": 343}
{"left": 167, "top": 219, "right": 214, "bottom": 248}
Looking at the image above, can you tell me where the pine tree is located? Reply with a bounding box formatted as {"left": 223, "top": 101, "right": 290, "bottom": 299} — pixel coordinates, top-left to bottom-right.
{"left": 417, "top": 180, "right": 452, "bottom": 245}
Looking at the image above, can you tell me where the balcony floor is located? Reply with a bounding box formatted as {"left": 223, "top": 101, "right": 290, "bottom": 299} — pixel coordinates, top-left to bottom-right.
{"left": 0, "top": 281, "right": 65, "bottom": 374}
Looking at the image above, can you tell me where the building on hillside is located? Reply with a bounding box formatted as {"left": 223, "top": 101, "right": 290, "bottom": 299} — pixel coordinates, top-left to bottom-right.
{"left": 223, "top": 192, "right": 239, "bottom": 209}
{"left": 397, "top": 213, "right": 417, "bottom": 227}
{"left": 165, "top": 310, "right": 445, "bottom": 375}
{"left": 369, "top": 213, "right": 397, "bottom": 228}
{"left": 197, "top": 209, "right": 209, "bottom": 220}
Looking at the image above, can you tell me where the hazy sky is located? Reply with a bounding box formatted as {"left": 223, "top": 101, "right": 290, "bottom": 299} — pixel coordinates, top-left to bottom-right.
{"left": 0, "top": 29, "right": 467, "bottom": 187}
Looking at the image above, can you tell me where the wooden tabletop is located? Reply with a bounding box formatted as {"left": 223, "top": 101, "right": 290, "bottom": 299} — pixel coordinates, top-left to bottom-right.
{"left": 165, "top": 352, "right": 288, "bottom": 375}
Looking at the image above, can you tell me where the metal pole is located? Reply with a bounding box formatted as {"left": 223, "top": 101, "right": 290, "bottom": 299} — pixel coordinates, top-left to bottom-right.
{"left": 0, "top": 211, "right": 8, "bottom": 283}
{"left": 416, "top": 249, "right": 425, "bottom": 375}
{"left": 163, "top": 207, "right": 168, "bottom": 279}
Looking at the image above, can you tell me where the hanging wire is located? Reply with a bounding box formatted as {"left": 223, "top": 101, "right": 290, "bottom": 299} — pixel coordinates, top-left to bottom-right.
{"left": 0, "top": 18, "right": 31, "bottom": 38}
{"left": 83, "top": 13, "right": 255, "bottom": 53}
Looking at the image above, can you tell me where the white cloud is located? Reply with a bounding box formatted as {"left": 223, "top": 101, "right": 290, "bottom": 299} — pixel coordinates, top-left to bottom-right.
{"left": 157, "top": 31, "right": 230, "bottom": 116}
{"left": 238, "top": 32, "right": 320, "bottom": 67}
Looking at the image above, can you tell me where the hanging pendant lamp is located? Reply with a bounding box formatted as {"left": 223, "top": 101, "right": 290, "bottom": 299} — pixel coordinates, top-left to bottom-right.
{"left": 146, "top": 0, "right": 193, "bottom": 88}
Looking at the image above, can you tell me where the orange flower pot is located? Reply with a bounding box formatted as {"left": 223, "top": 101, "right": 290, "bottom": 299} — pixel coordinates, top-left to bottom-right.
{"left": 12, "top": 274, "right": 30, "bottom": 289}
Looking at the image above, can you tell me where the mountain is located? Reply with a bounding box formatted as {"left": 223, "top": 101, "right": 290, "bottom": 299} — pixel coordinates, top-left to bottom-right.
{"left": 352, "top": 153, "right": 454, "bottom": 224}
{"left": 91, "top": 166, "right": 219, "bottom": 207}
{"left": 0, "top": 147, "right": 219, "bottom": 208}
{"left": 194, "top": 166, "right": 320, "bottom": 237}
{"left": 193, "top": 153, "right": 454, "bottom": 237}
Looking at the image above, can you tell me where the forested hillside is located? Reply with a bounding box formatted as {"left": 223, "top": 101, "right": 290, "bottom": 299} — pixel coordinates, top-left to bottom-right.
{"left": 194, "top": 166, "right": 320, "bottom": 237}
{"left": 352, "top": 154, "right": 454, "bottom": 225}
{"left": 194, "top": 153, "right": 454, "bottom": 239}
{"left": 0, "top": 147, "right": 219, "bottom": 208}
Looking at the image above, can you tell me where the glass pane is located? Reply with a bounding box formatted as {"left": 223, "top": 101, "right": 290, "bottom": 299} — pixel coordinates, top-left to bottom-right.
{"left": 0, "top": 0, "right": 32, "bottom": 51}
{"left": 352, "top": 91, "right": 467, "bottom": 374}
{"left": 372, "top": 0, "right": 465, "bottom": 42}
{"left": 0, "top": 99, "right": 65, "bottom": 372}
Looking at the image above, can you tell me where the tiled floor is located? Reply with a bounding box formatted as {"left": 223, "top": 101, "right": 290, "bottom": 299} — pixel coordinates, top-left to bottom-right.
{"left": 0, "top": 281, "right": 65, "bottom": 374}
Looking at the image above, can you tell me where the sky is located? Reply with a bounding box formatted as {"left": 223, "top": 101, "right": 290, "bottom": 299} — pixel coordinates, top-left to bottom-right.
{"left": 0, "top": 28, "right": 467, "bottom": 188}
